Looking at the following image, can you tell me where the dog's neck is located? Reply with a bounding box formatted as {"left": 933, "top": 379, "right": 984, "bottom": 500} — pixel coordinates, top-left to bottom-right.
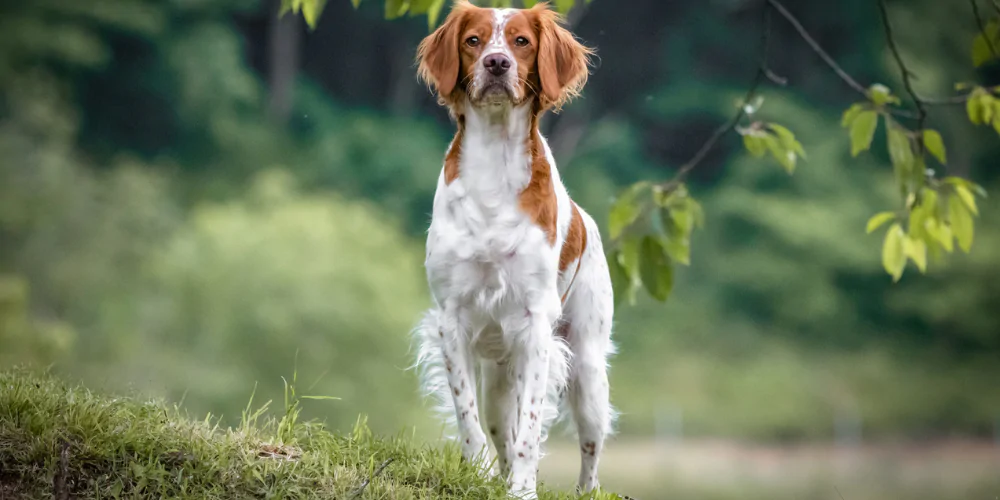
{"left": 455, "top": 99, "right": 541, "bottom": 193}
{"left": 461, "top": 99, "right": 536, "bottom": 148}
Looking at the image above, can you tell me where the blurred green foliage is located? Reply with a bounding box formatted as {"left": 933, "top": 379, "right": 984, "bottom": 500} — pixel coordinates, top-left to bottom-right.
{"left": 1, "top": 0, "right": 999, "bottom": 443}
{"left": 282, "top": 0, "right": 589, "bottom": 29}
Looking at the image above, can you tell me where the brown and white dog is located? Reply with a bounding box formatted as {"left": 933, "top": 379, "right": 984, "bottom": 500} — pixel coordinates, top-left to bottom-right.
{"left": 412, "top": 2, "right": 615, "bottom": 497}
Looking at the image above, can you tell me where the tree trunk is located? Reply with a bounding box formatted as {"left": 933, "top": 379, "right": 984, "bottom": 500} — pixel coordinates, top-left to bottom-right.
{"left": 268, "top": 0, "right": 301, "bottom": 123}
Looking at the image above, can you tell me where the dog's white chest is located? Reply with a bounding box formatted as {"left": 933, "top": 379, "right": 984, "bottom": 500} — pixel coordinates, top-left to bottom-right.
{"left": 425, "top": 179, "right": 553, "bottom": 311}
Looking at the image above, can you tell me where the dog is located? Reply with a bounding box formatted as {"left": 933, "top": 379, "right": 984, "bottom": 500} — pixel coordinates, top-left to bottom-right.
{"left": 413, "top": 1, "right": 615, "bottom": 497}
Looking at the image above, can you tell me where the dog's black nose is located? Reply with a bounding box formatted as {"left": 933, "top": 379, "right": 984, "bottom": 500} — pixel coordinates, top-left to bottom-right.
{"left": 483, "top": 54, "right": 511, "bottom": 76}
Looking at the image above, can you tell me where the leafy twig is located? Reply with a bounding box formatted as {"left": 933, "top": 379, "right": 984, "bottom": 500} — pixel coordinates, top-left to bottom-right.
{"left": 661, "top": 0, "right": 978, "bottom": 189}
{"left": 662, "top": 3, "right": 780, "bottom": 188}
{"left": 772, "top": 0, "right": 967, "bottom": 110}
{"left": 877, "top": 0, "right": 928, "bottom": 137}
{"left": 350, "top": 457, "right": 395, "bottom": 499}
{"left": 971, "top": 0, "right": 999, "bottom": 59}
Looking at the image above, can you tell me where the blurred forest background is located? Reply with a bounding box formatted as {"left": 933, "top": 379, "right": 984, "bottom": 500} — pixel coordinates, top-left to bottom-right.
{"left": 1, "top": 0, "right": 999, "bottom": 498}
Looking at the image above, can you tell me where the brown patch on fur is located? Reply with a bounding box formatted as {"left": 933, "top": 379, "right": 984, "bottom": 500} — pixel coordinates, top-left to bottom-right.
{"left": 519, "top": 124, "right": 558, "bottom": 245}
{"left": 559, "top": 203, "right": 587, "bottom": 303}
{"left": 443, "top": 123, "right": 464, "bottom": 185}
{"left": 527, "top": 5, "right": 594, "bottom": 111}
{"left": 559, "top": 202, "right": 587, "bottom": 271}
{"left": 417, "top": 2, "right": 500, "bottom": 107}
{"left": 416, "top": 1, "right": 481, "bottom": 104}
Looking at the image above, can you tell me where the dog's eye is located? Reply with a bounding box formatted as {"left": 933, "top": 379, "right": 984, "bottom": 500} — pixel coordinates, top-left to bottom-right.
{"left": 514, "top": 36, "right": 529, "bottom": 47}
{"left": 466, "top": 36, "right": 480, "bottom": 47}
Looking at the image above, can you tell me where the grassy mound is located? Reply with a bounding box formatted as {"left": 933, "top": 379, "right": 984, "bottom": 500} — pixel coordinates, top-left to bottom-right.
{"left": 0, "top": 369, "right": 620, "bottom": 499}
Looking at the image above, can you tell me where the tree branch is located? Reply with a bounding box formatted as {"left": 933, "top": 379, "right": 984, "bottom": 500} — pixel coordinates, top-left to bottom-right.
{"left": 877, "top": 0, "right": 928, "bottom": 135}
{"left": 765, "top": 0, "right": 870, "bottom": 97}
{"left": 659, "top": 0, "right": 976, "bottom": 189}
{"left": 971, "top": 0, "right": 999, "bottom": 59}
{"left": 661, "top": 3, "right": 780, "bottom": 189}
{"left": 772, "top": 0, "right": 967, "bottom": 110}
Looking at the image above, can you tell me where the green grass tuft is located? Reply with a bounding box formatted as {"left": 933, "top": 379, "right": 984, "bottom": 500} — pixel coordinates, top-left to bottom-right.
{"left": 0, "top": 368, "right": 623, "bottom": 499}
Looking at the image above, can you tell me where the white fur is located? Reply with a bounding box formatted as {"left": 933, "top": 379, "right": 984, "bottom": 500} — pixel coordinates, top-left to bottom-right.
{"left": 413, "top": 9, "right": 616, "bottom": 499}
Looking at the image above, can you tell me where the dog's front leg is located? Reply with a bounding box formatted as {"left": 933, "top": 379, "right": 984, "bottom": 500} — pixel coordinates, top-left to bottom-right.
{"left": 505, "top": 305, "right": 556, "bottom": 498}
{"left": 440, "top": 305, "right": 490, "bottom": 467}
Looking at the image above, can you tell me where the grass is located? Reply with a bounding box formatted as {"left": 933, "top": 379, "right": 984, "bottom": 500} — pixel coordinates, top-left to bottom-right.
{"left": 0, "top": 368, "right": 621, "bottom": 500}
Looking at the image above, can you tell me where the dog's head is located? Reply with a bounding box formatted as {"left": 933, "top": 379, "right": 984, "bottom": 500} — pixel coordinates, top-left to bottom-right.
{"left": 417, "top": 1, "right": 593, "bottom": 112}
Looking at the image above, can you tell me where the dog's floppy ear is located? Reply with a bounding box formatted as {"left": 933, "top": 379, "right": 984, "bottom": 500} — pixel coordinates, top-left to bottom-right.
{"left": 417, "top": 2, "right": 470, "bottom": 101}
{"left": 533, "top": 4, "right": 593, "bottom": 110}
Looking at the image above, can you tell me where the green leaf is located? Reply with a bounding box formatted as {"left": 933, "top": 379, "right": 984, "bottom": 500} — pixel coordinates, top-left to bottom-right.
{"left": 982, "top": 94, "right": 996, "bottom": 124}
{"left": 841, "top": 103, "right": 866, "bottom": 128}
{"left": 904, "top": 235, "right": 927, "bottom": 273}
{"left": 866, "top": 212, "right": 896, "bottom": 234}
{"left": 620, "top": 237, "right": 640, "bottom": 280}
{"left": 886, "top": 126, "right": 913, "bottom": 170}
{"left": 607, "top": 251, "right": 630, "bottom": 307}
{"left": 385, "top": 0, "right": 408, "bottom": 19}
{"left": 971, "top": 21, "right": 1000, "bottom": 67}
{"left": 408, "top": 0, "right": 433, "bottom": 14}
{"left": 662, "top": 208, "right": 691, "bottom": 266}
{"left": 555, "top": 0, "right": 576, "bottom": 13}
{"left": 868, "top": 83, "right": 900, "bottom": 106}
{"left": 608, "top": 182, "right": 651, "bottom": 240}
{"left": 523, "top": 0, "right": 540, "bottom": 6}
{"left": 919, "top": 187, "right": 940, "bottom": 220}
{"left": 667, "top": 205, "right": 691, "bottom": 236}
{"left": 768, "top": 123, "right": 807, "bottom": 159}
{"left": 687, "top": 197, "right": 705, "bottom": 228}
{"left": 426, "top": 0, "right": 446, "bottom": 27}
{"left": 908, "top": 206, "right": 927, "bottom": 240}
{"left": 742, "top": 134, "right": 767, "bottom": 158}
{"left": 922, "top": 129, "right": 947, "bottom": 165}
{"left": 948, "top": 194, "right": 975, "bottom": 253}
{"left": 849, "top": 110, "right": 879, "bottom": 157}
{"left": 639, "top": 237, "right": 673, "bottom": 301}
{"left": 967, "top": 91, "right": 984, "bottom": 124}
{"left": 882, "top": 223, "right": 906, "bottom": 282}
{"left": 664, "top": 237, "right": 690, "bottom": 267}
{"left": 925, "top": 217, "right": 954, "bottom": 253}
{"left": 944, "top": 176, "right": 988, "bottom": 199}
{"left": 764, "top": 134, "right": 796, "bottom": 174}
{"left": 954, "top": 184, "right": 979, "bottom": 215}
{"left": 301, "top": 0, "right": 325, "bottom": 29}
